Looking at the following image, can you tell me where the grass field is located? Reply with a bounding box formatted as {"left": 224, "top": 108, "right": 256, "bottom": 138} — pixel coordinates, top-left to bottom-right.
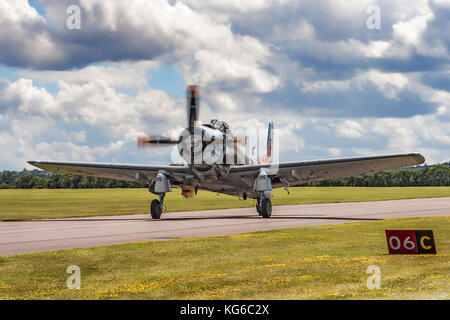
{"left": 0, "top": 187, "right": 449, "bottom": 221}
{"left": 0, "top": 216, "right": 448, "bottom": 300}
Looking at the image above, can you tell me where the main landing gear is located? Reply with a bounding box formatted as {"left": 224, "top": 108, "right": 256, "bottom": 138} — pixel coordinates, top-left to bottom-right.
{"left": 256, "top": 196, "right": 272, "bottom": 218}
{"left": 254, "top": 170, "right": 273, "bottom": 218}
{"left": 150, "top": 171, "right": 171, "bottom": 220}
{"left": 150, "top": 193, "right": 165, "bottom": 219}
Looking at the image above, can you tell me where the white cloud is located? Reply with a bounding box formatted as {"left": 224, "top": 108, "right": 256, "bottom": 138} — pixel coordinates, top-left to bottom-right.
{"left": 0, "top": 79, "right": 57, "bottom": 116}
{"left": 71, "top": 131, "right": 86, "bottom": 143}
{"left": 208, "top": 91, "right": 238, "bottom": 111}
{"left": 300, "top": 69, "right": 411, "bottom": 101}
{"left": 0, "top": 0, "right": 449, "bottom": 170}
{"left": 183, "top": 0, "right": 276, "bottom": 13}
{"left": 181, "top": 35, "right": 280, "bottom": 93}
{"left": 1, "top": 74, "right": 449, "bottom": 170}
{"left": 301, "top": 79, "right": 350, "bottom": 93}
{"left": 362, "top": 41, "right": 392, "bottom": 59}
{"left": 0, "top": 0, "right": 43, "bottom": 23}
{"left": 0, "top": 0, "right": 64, "bottom": 68}
{"left": 0, "top": 77, "right": 186, "bottom": 169}
{"left": 336, "top": 120, "right": 365, "bottom": 138}
{"left": 392, "top": 12, "right": 432, "bottom": 47}
{"left": 0, "top": 0, "right": 280, "bottom": 96}
{"left": 365, "top": 70, "right": 409, "bottom": 100}
{"left": 328, "top": 148, "right": 341, "bottom": 156}
{"left": 20, "top": 61, "right": 158, "bottom": 90}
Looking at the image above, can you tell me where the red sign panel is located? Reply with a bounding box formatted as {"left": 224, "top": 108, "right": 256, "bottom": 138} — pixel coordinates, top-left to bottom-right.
{"left": 385, "top": 230, "right": 419, "bottom": 254}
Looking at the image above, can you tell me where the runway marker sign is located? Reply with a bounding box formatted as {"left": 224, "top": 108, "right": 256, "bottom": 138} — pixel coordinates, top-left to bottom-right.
{"left": 385, "top": 230, "right": 436, "bottom": 254}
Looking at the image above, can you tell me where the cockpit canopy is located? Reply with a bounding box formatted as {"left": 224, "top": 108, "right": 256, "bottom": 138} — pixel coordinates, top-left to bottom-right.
{"left": 210, "top": 119, "right": 229, "bottom": 131}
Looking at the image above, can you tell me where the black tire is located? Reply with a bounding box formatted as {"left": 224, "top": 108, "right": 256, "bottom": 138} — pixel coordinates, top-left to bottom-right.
{"left": 260, "top": 198, "right": 272, "bottom": 218}
{"left": 150, "top": 199, "right": 162, "bottom": 220}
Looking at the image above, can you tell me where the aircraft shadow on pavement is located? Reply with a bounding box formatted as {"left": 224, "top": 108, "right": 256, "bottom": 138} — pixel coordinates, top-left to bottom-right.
{"left": 158, "top": 216, "right": 382, "bottom": 222}
{"left": 31, "top": 215, "right": 381, "bottom": 223}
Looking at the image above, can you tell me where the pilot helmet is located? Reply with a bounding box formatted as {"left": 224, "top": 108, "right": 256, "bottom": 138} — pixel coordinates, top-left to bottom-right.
{"left": 210, "top": 119, "right": 229, "bottom": 131}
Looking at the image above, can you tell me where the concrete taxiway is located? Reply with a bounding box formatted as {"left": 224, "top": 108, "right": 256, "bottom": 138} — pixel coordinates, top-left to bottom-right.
{"left": 0, "top": 197, "right": 449, "bottom": 255}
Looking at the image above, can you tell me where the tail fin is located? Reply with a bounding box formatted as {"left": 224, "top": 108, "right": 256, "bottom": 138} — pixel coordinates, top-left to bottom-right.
{"left": 258, "top": 122, "right": 274, "bottom": 164}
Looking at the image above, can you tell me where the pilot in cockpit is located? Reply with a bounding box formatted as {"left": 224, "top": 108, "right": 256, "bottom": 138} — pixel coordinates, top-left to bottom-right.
{"left": 210, "top": 119, "right": 229, "bottom": 131}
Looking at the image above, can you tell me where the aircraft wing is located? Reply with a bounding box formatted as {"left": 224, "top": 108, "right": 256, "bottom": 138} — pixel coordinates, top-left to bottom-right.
{"left": 229, "top": 153, "right": 425, "bottom": 186}
{"left": 27, "top": 161, "right": 188, "bottom": 183}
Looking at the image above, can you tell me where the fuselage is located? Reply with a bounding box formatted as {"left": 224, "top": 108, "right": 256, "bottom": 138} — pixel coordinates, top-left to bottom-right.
{"left": 177, "top": 121, "right": 257, "bottom": 168}
{"left": 173, "top": 120, "right": 262, "bottom": 198}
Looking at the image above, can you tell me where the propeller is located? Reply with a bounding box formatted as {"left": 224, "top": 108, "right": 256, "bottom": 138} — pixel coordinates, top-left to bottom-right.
{"left": 137, "top": 85, "right": 200, "bottom": 148}
{"left": 187, "top": 85, "right": 200, "bottom": 131}
{"left": 137, "top": 136, "right": 179, "bottom": 148}
{"left": 137, "top": 85, "right": 201, "bottom": 197}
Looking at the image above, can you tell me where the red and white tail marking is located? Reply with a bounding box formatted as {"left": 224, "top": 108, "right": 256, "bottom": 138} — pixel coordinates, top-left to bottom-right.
{"left": 258, "top": 122, "right": 274, "bottom": 164}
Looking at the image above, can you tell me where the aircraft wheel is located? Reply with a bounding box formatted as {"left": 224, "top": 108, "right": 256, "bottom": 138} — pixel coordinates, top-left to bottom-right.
{"left": 150, "top": 199, "right": 162, "bottom": 219}
{"left": 260, "top": 198, "right": 272, "bottom": 218}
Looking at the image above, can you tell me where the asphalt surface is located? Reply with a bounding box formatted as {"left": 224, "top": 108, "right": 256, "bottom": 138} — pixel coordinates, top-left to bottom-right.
{"left": 1, "top": 197, "right": 449, "bottom": 256}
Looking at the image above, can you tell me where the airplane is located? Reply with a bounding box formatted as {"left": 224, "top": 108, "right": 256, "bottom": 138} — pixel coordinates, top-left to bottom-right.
{"left": 28, "top": 85, "right": 425, "bottom": 219}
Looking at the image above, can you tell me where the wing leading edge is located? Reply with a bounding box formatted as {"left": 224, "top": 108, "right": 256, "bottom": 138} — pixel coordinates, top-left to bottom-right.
{"left": 229, "top": 153, "right": 425, "bottom": 185}
{"left": 29, "top": 153, "right": 425, "bottom": 189}
{"left": 27, "top": 161, "right": 188, "bottom": 183}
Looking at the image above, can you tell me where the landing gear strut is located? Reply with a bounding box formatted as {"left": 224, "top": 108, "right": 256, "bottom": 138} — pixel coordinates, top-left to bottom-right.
{"left": 150, "top": 193, "right": 165, "bottom": 219}
{"left": 254, "top": 170, "right": 273, "bottom": 218}
{"left": 150, "top": 171, "right": 171, "bottom": 220}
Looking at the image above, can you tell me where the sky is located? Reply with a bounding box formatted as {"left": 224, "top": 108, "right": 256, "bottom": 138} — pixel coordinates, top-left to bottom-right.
{"left": 0, "top": 0, "right": 449, "bottom": 170}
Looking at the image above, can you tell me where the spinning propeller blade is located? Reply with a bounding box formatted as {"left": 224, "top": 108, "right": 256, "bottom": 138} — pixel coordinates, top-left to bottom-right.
{"left": 187, "top": 85, "right": 200, "bottom": 130}
{"left": 137, "top": 85, "right": 200, "bottom": 148}
{"left": 137, "top": 136, "right": 179, "bottom": 148}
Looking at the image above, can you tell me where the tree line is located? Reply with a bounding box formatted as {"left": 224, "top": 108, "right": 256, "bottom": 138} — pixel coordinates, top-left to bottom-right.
{"left": 0, "top": 170, "right": 145, "bottom": 189}
{"left": 0, "top": 163, "right": 449, "bottom": 189}
{"left": 310, "top": 164, "right": 450, "bottom": 187}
